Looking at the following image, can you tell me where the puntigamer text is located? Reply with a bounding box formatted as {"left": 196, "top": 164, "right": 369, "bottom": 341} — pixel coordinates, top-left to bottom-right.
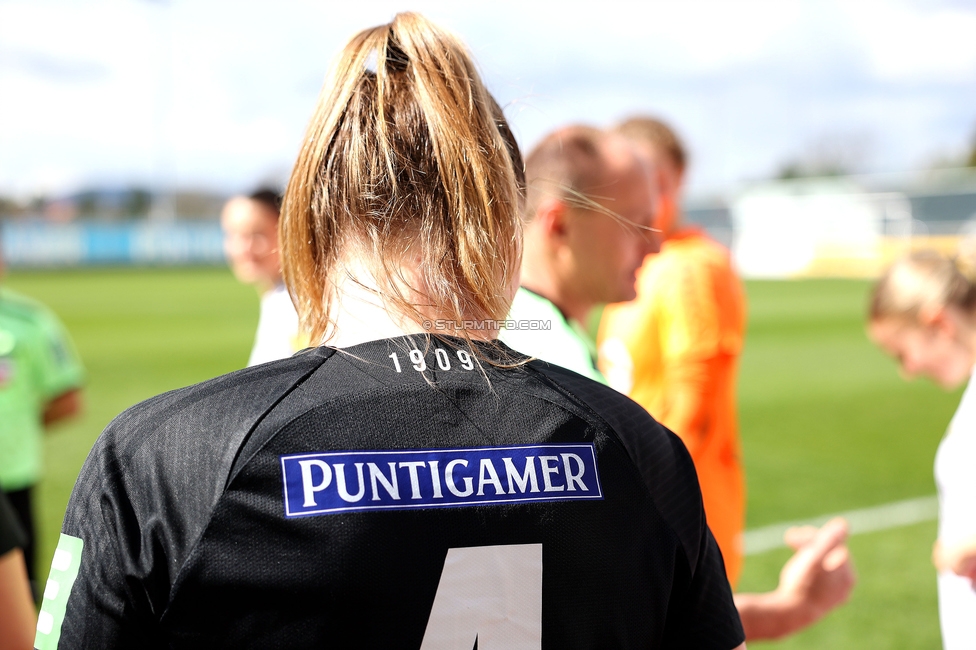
{"left": 281, "top": 444, "right": 603, "bottom": 517}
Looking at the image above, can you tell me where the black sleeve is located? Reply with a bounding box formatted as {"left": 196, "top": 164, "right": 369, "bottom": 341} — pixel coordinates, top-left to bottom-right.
{"left": 662, "top": 525, "right": 745, "bottom": 647}
{"left": 0, "top": 489, "right": 27, "bottom": 557}
{"left": 46, "top": 353, "right": 327, "bottom": 649}
{"left": 528, "top": 361, "right": 745, "bottom": 648}
{"left": 54, "top": 433, "right": 162, "bottom": 649}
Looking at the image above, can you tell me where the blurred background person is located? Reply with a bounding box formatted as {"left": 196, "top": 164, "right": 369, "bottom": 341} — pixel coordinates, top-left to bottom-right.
{"left": 509, "top": 123, "right": 855, "bottom": 641}
{"left": 220, "top": 188, "right": 304, "bottom": 366}
{"left": 868, "top": 246, "right": 976, "bottom": 649}
{"left": 0, "top": 241, "right": 85, "bottom": 596}
{"left": 503, "top": 125, "right": 658, "bottom": 379}
{"left": 0, "top": 487, "right": 35, "bottom": 650}
{"left": 598, "top": 116, "right": 747, "bottom": 586}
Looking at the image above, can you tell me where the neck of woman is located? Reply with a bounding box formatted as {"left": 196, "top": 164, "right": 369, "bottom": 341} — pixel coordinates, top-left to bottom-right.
{"left": 324, "top": 263, "right": 502, "bottom": 349}
{"left": 325, "top": 270, "right": 422, "bottom": 349}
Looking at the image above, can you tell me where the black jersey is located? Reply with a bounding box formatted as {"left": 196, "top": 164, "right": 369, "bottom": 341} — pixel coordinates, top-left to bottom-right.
{"left": 40, "top": 336, "right": 743, "bottom": 649}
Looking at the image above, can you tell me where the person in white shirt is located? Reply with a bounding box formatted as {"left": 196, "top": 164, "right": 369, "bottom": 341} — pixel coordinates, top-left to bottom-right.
{"left": 220, "top": 189, "right": 303, "bottom": 366}
{"left": 869, "top": 246, "right": 976, "bottom": 649}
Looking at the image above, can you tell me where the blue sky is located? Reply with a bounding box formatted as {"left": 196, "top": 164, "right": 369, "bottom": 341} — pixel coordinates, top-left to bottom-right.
{"left": 1, "top": 0, "right": 974, "bottom": 199}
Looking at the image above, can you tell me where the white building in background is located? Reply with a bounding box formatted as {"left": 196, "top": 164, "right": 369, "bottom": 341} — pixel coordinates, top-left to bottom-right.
{"left": 730, "top": 179, "right": 914, "bottom": 279}
{"left": 727, "top": 168, "right": 976, "bottom": 279}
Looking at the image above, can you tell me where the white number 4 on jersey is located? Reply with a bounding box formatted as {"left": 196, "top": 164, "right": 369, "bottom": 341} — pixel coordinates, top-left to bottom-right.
{"left": 420, "top": 544, "right": 542, "bottom": 649}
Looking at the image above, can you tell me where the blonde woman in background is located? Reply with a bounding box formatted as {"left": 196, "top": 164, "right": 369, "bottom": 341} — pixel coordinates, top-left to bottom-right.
{"left": 40, "top": 14, "right": 745, "bottom": 649}
{"left": 869, "top": 245, "right": 976, "bottom": 649}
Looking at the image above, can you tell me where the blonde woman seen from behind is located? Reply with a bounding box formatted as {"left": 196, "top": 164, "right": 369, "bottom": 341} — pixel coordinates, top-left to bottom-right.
{"left": 40, "top": 13, "right": 745, "bottom": 649}
{"left": 869, "top": 246, "right": 976, "bottom": 649}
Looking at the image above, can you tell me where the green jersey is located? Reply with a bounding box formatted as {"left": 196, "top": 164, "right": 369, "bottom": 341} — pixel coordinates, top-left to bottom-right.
{"left": 0, "top": 288, "right": 85, "bottom": 490}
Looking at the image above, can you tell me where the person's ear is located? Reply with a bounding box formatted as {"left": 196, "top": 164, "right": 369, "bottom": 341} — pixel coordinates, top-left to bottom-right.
{"left": 534, "top": 197, "right": 569, "bottom": 241}
{"left": 919, "top": 304, "right": 955, "bottom": 338}
{"left": 673, "top": 166, "right": 686, "bottom": 193}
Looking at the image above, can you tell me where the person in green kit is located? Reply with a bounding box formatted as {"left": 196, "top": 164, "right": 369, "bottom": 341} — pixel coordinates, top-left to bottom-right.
{"left": 0, "top": 240, "right": 85, "bottom": 594}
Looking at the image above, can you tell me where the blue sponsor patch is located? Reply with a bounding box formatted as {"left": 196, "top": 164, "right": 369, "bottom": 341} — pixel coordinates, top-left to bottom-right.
{"left": 281, "top": 444, "right": 603, "bottom": 517}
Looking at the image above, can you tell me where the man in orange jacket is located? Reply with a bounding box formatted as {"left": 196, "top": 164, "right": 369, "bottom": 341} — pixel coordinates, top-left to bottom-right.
{"left": 599, "top": 116, "right": 747, "bottom": 587}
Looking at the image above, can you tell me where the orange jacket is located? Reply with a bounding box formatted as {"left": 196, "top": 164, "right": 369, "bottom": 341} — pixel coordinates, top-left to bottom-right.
{"left": 599, "top": 229, "right": 747, "bottom": 586}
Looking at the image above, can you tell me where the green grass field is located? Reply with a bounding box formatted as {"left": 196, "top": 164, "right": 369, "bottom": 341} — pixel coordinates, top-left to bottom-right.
{"left": 736, "top": 280, "right": 957, "bottom": 649}
{"left": 4, "top": 269, "right": 960, "bottom": 647}
{"left": 5, "top": 267, "right": 258, "bottom": 596}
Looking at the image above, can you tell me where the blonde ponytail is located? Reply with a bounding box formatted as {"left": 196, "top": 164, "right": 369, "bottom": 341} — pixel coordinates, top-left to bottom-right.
{"left": 280, "top": 13, "right": 524, "bottom": 346}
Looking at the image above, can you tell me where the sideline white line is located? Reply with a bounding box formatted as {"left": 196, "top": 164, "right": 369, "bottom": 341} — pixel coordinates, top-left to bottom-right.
{"left": 744, "top": 495, "right": 939, "bottom": 556}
